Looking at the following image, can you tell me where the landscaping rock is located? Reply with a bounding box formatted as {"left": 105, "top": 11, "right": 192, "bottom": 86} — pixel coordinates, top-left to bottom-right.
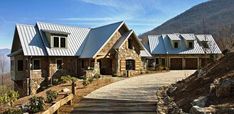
{"left": 215, "top": 78, "right": 234, "bottom": 98}
{"left": 63, "top": 88, "right": 71, "bottom": 93}
{"left": 190, "top": 106, "right": 215, "bottom": 114}
{"left": 191, "top": 96, "right": 207, "bottom": 107}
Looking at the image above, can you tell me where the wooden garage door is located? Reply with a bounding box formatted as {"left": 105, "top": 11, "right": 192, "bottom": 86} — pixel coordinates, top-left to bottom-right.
{"left": 170, "top": 58, "right": 182, "bottom": 70}
{"left": 185, "top": 58, "right": 198, "bottom": 69}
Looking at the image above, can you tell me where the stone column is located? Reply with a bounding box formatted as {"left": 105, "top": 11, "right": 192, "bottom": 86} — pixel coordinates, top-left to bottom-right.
{"left": 94, "top": 59, "right": 100, "bottom": 74}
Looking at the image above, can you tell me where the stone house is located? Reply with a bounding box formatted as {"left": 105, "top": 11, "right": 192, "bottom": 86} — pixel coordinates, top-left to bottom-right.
{"left": 8, "top": 21, "right": 151, "bottom": 96}
{"left": 143, "top": 34, "right": 222, "bottom": 70}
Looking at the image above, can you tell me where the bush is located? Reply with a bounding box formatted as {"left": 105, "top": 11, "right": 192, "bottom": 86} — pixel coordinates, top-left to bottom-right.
{"left": 94, "top": 73, "right": 101, "bottom": 79}
{"left": 60, "top": 75, "right": 77, "bottom": 83}
{"left": 0, "top": 86, "right": 19, "bottom": 106}
{"left": 46, "top": 90, "right": 58, "bottom": 103}
{"left": 82, "top": 80, "right": 90, "bottom": 87}
{"left": 3, "top": 108, "right": 23, "bottom": 114}
{"left": 28, "top": 96, "right": 44, "bottom": 113}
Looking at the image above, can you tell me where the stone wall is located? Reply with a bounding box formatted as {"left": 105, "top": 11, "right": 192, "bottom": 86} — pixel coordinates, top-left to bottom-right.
{"left": 116, "top": 36, "right": 143, "bottom": 76}
{"left": 98, "top": 31, "right": 121, "bottom": 56}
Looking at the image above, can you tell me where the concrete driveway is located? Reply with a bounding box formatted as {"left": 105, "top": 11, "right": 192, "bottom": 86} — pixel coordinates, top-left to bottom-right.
{"left": 71, "top": 70, "right": 195, "bottom": 114}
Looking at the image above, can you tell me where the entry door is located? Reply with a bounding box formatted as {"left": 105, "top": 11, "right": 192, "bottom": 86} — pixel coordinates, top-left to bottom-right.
{"left": 100, "top": 58, "right": 112, "bottom": 75}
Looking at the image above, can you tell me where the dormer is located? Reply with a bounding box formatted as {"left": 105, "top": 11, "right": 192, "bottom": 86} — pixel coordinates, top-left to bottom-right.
{"left": 180, "top": 34, "right": 195, "bottom": 49}
{"left": 42, "top": 30, "right": 70, "bottom": 48}
{"left": 167, "top": 34, "right": 181, "bottom": 49}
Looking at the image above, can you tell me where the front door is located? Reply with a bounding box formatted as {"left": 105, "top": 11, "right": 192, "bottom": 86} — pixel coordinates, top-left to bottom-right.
{"left": 99, "top": 58, "right": 112, "bottom": 75}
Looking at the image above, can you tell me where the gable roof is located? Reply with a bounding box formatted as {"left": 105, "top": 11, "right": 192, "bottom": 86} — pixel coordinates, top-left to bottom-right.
{"left": 11, "top": 21, "right": 148, "bottom": 58}
{"left": 147, "top": 33, "right": 222, "bottom": 55}
{"left": 80, "top": 21, "right": 124, "bottom": 58}
{"left": 36, "top": 22, "right": 90, "bottom": 56}
{"left": 15, "top": 24, "right": 47, "bottom": 56}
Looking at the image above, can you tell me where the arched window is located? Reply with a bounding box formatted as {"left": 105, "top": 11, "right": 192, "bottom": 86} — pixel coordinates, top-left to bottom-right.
{"left": 126, "top": 60, "right": 135, "bottom": 70}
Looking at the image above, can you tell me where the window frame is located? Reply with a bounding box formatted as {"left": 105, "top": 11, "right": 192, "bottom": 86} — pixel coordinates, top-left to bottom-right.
{"left": 52, "top": 36, "right": 67, "bottom": 48}
{"left": 33, "top": 59, "right": 41, "bottom": 70}
{"left": 126, "top": 59, "right": 135, "bottom": 70}
{"left": 174, "top": 42, "right": 179, "bottom": 48}
{"left": 17, "top": 60, "right": 24, "bottom": 71}
{"left": 188, "top": 41, "right": 194, "bottom": 48}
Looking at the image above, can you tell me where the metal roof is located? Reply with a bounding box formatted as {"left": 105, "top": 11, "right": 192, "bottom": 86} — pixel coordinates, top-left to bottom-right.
{"left": 37, "top": 22, "right": 90, "bottom": 56}
{"left": 11, "top": 21, "right": 151, "bottom": 58}
{"left": 196, "top": 34, "right": 222, "bottom": 54}
{"left": 80, "top": 21, "right": 124, "bottom": 58}
{"left": 180, "top": 34, "right": 195, "bottom": 40}
{"left": 16, "top": 24, "right": 47, "bottom": 56}
{"left": 148, "top": 35, "right": 166, "bottom": 54}
{"left": 113, "top": 30, "right": 133, "bottom": 49}
{"left": 146, "top": 33, "right": 222, "bottom": 55}
{"left": 167, "top": 34, "right": 180, "bottom": 40}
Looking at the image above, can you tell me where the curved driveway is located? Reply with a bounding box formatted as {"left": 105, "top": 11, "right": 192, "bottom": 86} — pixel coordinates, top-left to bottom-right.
{"left": 71, "top": 70, "right": 195, "bottom": 114}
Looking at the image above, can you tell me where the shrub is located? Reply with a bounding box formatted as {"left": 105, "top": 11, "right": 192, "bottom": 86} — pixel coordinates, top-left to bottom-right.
{"left": 46, "top": 90, "right": 58, "bottom": 103}
{"left": 94, "top": 73, "right": 101, "bottom": 79}
{"left": 28, "top": 96, "right": 44, "bottom": 113}
{"left": 82, "top": 80, "right": 90, "bottom": 87}
{"left": 88, "top": 77, "right": 94, "bottom": 83}
{"left": 0, "top": 86, "right": 19, "bottom": 106}
{"left": 60, "top": 75, "right": 77, "bottom": 83}
{"left": 3, "top": 108, "right": 23, "bottom": 114}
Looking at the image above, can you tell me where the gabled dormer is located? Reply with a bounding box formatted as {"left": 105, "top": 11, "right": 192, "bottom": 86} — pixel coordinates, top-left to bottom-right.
{"left": 167, "top": 34, "right": 181, "bottom": 49}
{"left": 42, "top": 30, "right": 70, "bottom": 48}
{"left": 180, "top": 34, "right": 195, "bottom": 49}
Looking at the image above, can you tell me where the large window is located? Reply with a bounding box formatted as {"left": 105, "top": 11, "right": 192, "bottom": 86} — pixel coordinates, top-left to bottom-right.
{"left": 17, "top": 60, "right": 23, "bottom": 71}
{"left": 33, "top": 60, "right": 41, "bottom": 70}
{"left": 126, "top": 60, "right": 135, "bottom": 70}
{"left": 53, "top": 36, "right": 66, "bottom": 48}
{"left": 56, "top": 59, "right": 63, "bottom": 70}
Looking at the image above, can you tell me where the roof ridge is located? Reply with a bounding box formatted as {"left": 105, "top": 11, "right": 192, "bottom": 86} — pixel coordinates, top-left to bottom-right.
{"left": 92, "top": 21, "right": 124, "bottom": 30}
{"left": 36, "top": 21, "right": 91, "bottom": 30}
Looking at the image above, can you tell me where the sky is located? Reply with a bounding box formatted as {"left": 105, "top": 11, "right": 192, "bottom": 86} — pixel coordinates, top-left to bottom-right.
{"left": 0, "top": 0, "right": 208, "bottom": 49}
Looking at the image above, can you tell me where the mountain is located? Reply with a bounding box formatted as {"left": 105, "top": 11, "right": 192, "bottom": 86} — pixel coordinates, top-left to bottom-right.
{"left": 0, "top": 48, "right": 11, "bottom": 74}
{"left": 141, "top": 0, "right": 234, "bottom": 51}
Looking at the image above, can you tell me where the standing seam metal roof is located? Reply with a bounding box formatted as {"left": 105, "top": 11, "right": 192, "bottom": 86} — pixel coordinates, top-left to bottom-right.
{"left": 147, "top": 33, "right": 222, "bottom": 55}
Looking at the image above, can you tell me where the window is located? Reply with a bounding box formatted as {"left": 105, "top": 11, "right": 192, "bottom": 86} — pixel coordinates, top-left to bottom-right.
{"left": 126, "top": 60, "right": 135, "bottom": 70}
{"left": 33, "top": 60, "right": 41, "bottom": 70}
{"left": 128, "top": 39, "right": 133, "bottom": 49}
{"left": 53, "top": 37, "right": 59, "bottom": 48}
{"left": 11, "top": 60, "right": 14, "bottom": 71}
{"left": 52, "top": 36, "right": 66, "bottom": 48}
{"left": 57, "top": 59, "right": 63, "bottom": 69}
{"left": 174, "top": 42, "right": 179, "bottom": 48}
{"left": 188, "top": 42, "right": 194, "bottom": 48}
{"left": 61, "top": 38, "right": 66, "bottom": 48}
{"left": 147, "top": 59, "right": 155, "bottom": 67}
{"left": 156, "top": 58, "right": 159, "bottom": 65}
{"left": 17, "top": 60, "right": 23, "bottom": 71}
{"left": 161, "top": 58, "right": 166, "bottom": 66}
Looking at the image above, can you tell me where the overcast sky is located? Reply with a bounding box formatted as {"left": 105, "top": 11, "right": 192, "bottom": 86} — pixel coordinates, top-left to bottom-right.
{"left": 0, "top": 0, "right": 207, "bottom": 49}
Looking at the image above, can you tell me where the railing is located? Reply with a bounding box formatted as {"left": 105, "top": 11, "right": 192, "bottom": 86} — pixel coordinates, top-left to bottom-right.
{"left": 39, "top": 94, "right": 74, "bottom": 114}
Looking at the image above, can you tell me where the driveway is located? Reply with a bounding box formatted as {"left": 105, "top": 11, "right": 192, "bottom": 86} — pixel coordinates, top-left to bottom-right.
{"left": 71, "top": 70, "right": 195, "bottom": 114}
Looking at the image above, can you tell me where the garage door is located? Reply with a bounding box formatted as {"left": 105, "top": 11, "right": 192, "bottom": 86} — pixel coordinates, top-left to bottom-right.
{"left": 170, "top": 58, "right": 182, "bottom": 70}
{"left": 185, "top": 58, "right": 198, "bottom": 69}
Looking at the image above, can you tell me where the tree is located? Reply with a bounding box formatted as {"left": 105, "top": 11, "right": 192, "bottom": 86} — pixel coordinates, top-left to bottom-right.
{"left": 0, "top": 55, "right": 7, "bottom": 85}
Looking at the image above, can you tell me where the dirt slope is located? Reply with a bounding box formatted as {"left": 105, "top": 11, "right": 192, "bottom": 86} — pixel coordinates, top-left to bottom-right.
{"left": 169, "top": 53, "right": 234, "bottom": 112}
